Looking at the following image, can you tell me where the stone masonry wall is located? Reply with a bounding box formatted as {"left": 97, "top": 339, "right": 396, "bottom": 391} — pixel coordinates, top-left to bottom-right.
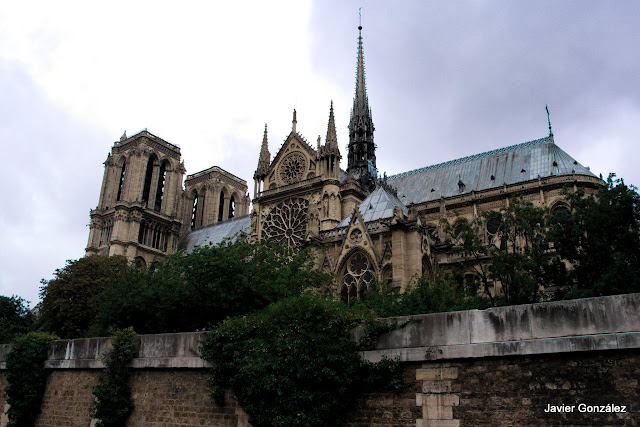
{"left": 30, "top": 369, "right": 247, "bottom": 427}
{"left": 2, "top": 295, "right": 640, "bottom": 426}
{"left": 346, "top": 363, "right": 422, "bottom": 427}
{"left": 35, "top": 370, "right": 99, "bottom": 426}
{"left": 0, "top": 373, "right": 7, "bottom": 426}
{"left": 414, "top": 350, "right": 640, "bottom": 426}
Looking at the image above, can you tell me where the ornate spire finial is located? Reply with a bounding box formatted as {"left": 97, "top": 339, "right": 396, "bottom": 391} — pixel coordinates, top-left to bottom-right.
{"left": 326, "top": 100, "right": 338, "bottom": 148}
{"left": 546, "top": 104, "right": 553, "bottom": 138}
{"left": 347, "top": 17, "right": 376, "bottom": 186}
{"left": 292, "top": 109, "right": 297, "bottom": 133}
{"left": 254, "top": 123, "right": 271, "bottom": 180}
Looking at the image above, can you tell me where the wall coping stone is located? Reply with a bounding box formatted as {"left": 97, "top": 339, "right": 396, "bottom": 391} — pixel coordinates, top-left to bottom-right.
{"left": 1, "top": 294, "right": 639, "bottom": 369}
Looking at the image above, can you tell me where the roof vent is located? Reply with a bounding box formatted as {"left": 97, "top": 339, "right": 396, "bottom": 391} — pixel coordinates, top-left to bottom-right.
{"left": 573, "top": 161, "right": 578, "bottom": 165}
{"left": 458, "top": 180, "right": 466, "bottom": 193}
{"left": 490, "top": 175, "right": 495, "bottom": 181}
{"left": 430, "top": 188, "right": 435, "bottom": 193}
{"left": 552, "top": 161, "right": 558, "bottom": 167}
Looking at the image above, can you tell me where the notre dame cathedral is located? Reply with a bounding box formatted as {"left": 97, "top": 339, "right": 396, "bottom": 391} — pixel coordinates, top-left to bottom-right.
{"left": 86, "top": 25, "right": 601, "bottom": 301}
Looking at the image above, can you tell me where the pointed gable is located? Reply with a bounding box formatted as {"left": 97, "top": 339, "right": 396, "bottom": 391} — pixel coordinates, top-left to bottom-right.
{"left": 337, "top": 185, "right": 408, "bottom": 227}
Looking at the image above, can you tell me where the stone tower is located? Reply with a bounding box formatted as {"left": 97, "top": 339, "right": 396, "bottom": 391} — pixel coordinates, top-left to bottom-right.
{"left": 86, "top": 130, "right": 185, "bottom": 267}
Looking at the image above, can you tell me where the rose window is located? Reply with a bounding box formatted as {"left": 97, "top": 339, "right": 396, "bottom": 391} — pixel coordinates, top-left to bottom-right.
{"left": 262, "top": 198, "right": 309, "bottom": 251}
{"left": 279, "top": 152, "right": 307, "bottom": 184}
{"left": 340, "top": 252, "right": 374, "bottom": 304}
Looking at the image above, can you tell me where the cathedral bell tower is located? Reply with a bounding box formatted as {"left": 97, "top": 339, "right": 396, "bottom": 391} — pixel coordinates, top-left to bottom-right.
{"left": 347, "top": 23, "right": 376, "bottom": 190}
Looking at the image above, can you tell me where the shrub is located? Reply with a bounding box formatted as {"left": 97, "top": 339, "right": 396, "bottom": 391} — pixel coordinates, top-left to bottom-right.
{"left": 201, "top": 295, "right": 402, "bottom": 426}
{"left": 4, "top": 332, "right": 59, "bottom": 426}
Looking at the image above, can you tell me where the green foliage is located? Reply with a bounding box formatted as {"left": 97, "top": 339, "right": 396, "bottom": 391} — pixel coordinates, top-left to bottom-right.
{"left": 4, "top": 332, "right": 59, "bottom": 426}
{"left": 200, "top": 295, "right": 403, "bottom": 427}
{"left": 549, "top": 174, "right": 640, "bottom": 297}
{"left": 91, "top": 327, "right": 137, "bottom": 427}
{"left": 483, "top": 199, "right": 563, "bottom": 304}
{"left": 361, "top": 274, "right": 490, "bottom": 318}
{"left": 0, "top": 295, "right": 34, "bottom": 343}
{"left": 39, "top": 255, "right": 131, "bottom": 338}
{"left": 94, "top": 240, "right": 332, "bottom": 335}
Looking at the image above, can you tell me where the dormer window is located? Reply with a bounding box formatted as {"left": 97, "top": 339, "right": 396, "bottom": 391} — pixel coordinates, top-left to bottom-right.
{"left": 458, "top": 179, "right": 466, "bottom": 193}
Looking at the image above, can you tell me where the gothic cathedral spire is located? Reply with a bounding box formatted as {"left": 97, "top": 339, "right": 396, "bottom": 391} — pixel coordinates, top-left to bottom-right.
{"left": 347, "top": 22, "right": 376, "bottom": 187}
{"left": 253, "top": 124, "right": 271, "bottom": 195}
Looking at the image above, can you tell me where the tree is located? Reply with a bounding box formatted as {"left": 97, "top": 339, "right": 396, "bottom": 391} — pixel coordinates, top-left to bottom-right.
{"left": 0, "top": 295, "right": 34, "bottom": 343}
{"left": 94, "top": 240, "right": 333, "bottom": 335}
{"left": 484, "top": 198, "right": 567, "bottom": 304}
{"left": 445, "top": 217, "right": 495, "bottom": 306}
{"left": 39, "top": 255, "right": 131, "bottom": 338}
{"left": 549, "top": 174, "right": 640, "bottom": 297}
{"left": 200, "top": 295, "right": 402, "bottom": 427}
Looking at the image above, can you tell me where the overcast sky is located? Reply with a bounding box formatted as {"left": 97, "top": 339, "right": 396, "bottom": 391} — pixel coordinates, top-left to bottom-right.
{"left": 1, "top": 1, "right": 639, "bottom": 306}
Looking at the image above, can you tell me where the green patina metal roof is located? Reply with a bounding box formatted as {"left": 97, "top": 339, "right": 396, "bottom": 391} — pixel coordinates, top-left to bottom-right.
{"left": 386, "top": 136, "right": 595, "bottom": 205}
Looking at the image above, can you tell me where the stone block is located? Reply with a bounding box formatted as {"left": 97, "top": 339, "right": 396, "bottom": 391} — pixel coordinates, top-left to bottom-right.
{"left": 416, "top": 419, "right": 460, "bottom": 427}
{"left": 416, "top": 367, "right": 458, "bottom": 380}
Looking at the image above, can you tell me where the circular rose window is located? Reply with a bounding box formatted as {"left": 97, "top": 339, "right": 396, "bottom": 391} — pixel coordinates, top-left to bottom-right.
{"left": 279, "top": 152, "right": 307, "bottom": 184}
{"left": 262, "top": 198, "right": 309, "bottom": 251}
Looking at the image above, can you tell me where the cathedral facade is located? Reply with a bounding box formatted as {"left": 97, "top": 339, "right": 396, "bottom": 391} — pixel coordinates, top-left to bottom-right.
{"left": 87, "top": 26, "right": 601, "bottom": 300}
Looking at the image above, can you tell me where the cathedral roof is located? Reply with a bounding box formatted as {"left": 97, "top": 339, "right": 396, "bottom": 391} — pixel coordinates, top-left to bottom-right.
{"left": 179, "top": 215, "right": 251, "bottom": 253}
{"left": 337, "top": 185, "right": 407, "bottom": 227}
{"left": 387, "top": 136, "right": 596, "bottom": 205}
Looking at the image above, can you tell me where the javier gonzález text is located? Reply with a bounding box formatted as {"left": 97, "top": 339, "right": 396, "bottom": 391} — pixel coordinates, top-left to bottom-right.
{"left": 544, "top": 403, "right": 627, "bottom": 413}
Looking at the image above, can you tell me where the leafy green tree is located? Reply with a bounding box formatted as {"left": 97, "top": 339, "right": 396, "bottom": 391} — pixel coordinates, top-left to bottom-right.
{"left": 94, "top": 240, "right": 333, "bottom": 335}
{"left": 549, "top": 174, "right": 640, "bottom": 297}
{"left": 39, "top": 255, "right": 131, "bottom": 338}
{"left": 361, "top": 273, "right": 490, "bottom": 318}
{"left": 445, "top": 217, "right": 495, "bottom": 306}
{"left": 484, "top": 198, "right": 566, "bottom": 304}
{"left": 201, "top": 295, "right": 402, "bottom": 427}
{"left": 4, "top": 332, "right": 59, "bottom": 426}
{"left": 0, "top": 295, "right": 34, "bottom": 343}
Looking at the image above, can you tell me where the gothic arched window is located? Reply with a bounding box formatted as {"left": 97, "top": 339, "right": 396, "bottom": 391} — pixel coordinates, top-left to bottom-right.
{"left": 154, "top": 162, "right": 167, "bottom": 212}
{"left": 229, "top": 195, "right": 235, "bottom": 219}
{"left": 190, "top": 192, "right": 198, "bottom": 229}
{"left": 141, "top": 156, "right": 155, "bottom": 204}
{"left": 116, "top": 160, "right": 126, "bottom": 201}
{"left": 218, "top": 190, "right": 225, "bottom": 222}
{"left": 340, "top": 251, "right": 374, "bottom": 304}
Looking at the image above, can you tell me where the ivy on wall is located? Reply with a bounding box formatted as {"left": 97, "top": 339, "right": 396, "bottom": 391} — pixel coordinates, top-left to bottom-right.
{"left": 4, "top": 332, "right": 59, "bottom": 426}
{"left": 91, "top": 327, "right": 137, "bottom": 427}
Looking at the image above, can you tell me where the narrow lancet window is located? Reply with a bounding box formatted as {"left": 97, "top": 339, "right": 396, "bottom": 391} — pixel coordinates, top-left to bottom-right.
{"left": 228, "top": 196, "right": 235, "bottom": 219}
{"left": 142, "top": 157, "right": 154, "bottom": 204}
{"left": 191, "top": 193, "right": 198, "bottom": 229}
{"left": 116, "top": 160, "right": 126, "bottom": 201}
{"left": 218, "top": 190, "right": 225, "bottom": 222}
{"left": 154, "top": 163, "right": 167, "bottom": 212}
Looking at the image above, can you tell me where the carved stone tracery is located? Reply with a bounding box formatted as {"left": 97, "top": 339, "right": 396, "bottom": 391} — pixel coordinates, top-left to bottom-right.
{"left": 262, "top": 197, "right": 309, "bottom": 250}
{"left": 279, "top": 152, "right": 307, "bottom": 184}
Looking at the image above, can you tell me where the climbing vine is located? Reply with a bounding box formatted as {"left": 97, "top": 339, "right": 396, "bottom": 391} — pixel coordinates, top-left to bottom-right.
{"left": 4, "top": 332, "right": 59, "bottom": 426}
{"left": 91, "top": 327, "right": 137, "bottom": 427}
